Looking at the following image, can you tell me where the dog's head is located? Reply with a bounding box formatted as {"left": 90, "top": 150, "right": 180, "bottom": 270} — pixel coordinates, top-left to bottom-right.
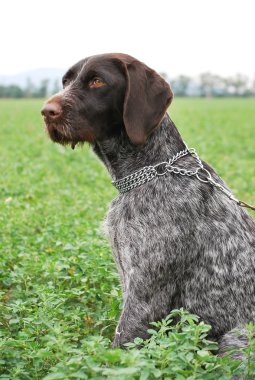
{"left": 41, "top": 53, "right": 173, "bottom": 147}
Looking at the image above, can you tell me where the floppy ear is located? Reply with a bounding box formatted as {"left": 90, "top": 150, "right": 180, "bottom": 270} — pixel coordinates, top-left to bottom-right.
{"left": 123, "top": 60, "right": 173, "bottom": 145}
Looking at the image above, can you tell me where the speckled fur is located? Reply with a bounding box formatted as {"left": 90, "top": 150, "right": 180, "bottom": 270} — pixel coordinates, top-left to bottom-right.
{"left": 42, "top": 53, "right": 255, "bottom": 357}
{"left": 94, "top": 113, "right": 255, "bottom": 353}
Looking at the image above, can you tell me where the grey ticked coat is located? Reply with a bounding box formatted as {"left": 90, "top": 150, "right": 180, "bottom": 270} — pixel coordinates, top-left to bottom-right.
{"left": 95, "top": 114, "right": 255, "bottom": 353}
{"left": 42, "top": 53, "right": 255, "bottom": 355}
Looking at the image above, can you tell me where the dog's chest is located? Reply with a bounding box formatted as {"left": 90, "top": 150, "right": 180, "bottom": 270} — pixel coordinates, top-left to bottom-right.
{"left": 104, "top": 189, "right": 191, "bottom": 275}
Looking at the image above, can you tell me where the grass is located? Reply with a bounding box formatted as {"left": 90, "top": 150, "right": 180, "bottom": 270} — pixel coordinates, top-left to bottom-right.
{"left": 0, "top": 98, "right": 255, "bottom": 379}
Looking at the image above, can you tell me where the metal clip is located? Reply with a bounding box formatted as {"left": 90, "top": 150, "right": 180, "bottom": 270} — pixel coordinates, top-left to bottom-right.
{"left": 196, "top": 168, "right": 212, "bottom": 183}
{"left": 208, "top": 177, "right": 240, "bottom": 203}
{"left": 154, "top": 162, "right": 169, "bottom": 176}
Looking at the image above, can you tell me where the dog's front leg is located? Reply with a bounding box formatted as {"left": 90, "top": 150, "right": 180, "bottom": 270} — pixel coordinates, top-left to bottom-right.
{"left": 109, "top": 230, "right": 174, "bottom": 348}
{"left": 112, "top": 292, "right": 152, "bottom": 348}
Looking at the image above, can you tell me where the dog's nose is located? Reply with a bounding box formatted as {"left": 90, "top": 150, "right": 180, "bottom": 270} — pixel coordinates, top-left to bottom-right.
{"left": 41, "top": 102, "right": 62, "bottom": 120}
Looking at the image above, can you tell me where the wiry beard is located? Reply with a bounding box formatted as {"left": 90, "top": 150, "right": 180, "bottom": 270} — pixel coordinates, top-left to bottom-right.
{"left": 45, "top": 120, "right": 78, "bottom": 149}
{"left": 44, "top": 117, "right": 96, "bottom": 149}
{"left": 43, "top": 86, "right": 85, "bottom": 149}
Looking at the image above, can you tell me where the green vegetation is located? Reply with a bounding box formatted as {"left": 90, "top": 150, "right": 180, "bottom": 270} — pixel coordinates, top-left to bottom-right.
{"left": 0, "top": 98, "right": 255, "bottom": 379}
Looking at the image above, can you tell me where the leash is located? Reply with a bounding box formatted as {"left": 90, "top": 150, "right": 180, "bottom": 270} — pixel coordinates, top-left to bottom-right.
{"left": 112, "top": 145, "right": 255, "bottom": 212}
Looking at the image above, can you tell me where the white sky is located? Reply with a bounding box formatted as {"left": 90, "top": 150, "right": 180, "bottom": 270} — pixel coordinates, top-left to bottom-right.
{"left": 1, "top": 0, "right": 255, "bottom": 78}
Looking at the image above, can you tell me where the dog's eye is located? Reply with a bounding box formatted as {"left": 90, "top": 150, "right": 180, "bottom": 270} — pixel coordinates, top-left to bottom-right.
{"left": 89, "top": 78, "right": 106, "bottom": 89}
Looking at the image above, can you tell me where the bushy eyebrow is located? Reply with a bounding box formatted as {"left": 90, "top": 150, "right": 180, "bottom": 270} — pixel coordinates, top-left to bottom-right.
{"left": 62, "top": 59, "right": 87, "bottom": 85}
{"left": 80, "top": 64, "right": 120, "bottom": 85}
{"left": 62, "top": 70, "right": 74, "bottom": 84}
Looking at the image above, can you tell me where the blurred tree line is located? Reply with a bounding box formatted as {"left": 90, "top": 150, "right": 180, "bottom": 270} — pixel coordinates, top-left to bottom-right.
{"left": 0, "top": 73, "right": 254, "bottom": 98}
{"left": 162, "top": 72, "right": 255, "bottom": 97}
{"left": 0, "top": 78, "right": 60, "bottom": 98}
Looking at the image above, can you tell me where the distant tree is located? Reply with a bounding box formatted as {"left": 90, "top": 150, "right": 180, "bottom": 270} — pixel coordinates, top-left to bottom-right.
{"left": 221, "top": 77, "right": 232, "bottom": 96}
{"left": 6, "top": 85, "right": 24, "bottom": 98}
{"left": 0, "top": 84, "right": 24, "bottom": 98}
{"left": 51, "top": 78, "right": 61, "bottom": 94}
{"left": 199, "top": 73, "right": 217, "bottom": 97}
{"left": 222, "top": 75, "right": 247, "bottom": 96}
{"left": 231, "top": 74, "right": 249, "bottom": 96}
{"left": 212, "top": 75, "right": 226, "bottom": 96}
{"left": 24, "top": 77, "right": 36, "bottom": 98}
{"left": 171, "top": 75, "right": 191, "bottom": 96}
{"left": 34, "top": 79, "right": 50, "bottom": 98}
{"left": 0, "top": 85, "right": 6, "bottom": 97}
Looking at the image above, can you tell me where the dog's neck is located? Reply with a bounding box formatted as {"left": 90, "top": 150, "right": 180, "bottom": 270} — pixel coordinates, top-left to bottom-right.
{"left": 93, "top": 113, "right": 186, "bottom": 181}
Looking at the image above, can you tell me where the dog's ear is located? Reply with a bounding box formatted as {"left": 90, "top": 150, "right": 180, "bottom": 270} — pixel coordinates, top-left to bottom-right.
{"left": 122, "top": 60, "right": 173, "bottom": 145}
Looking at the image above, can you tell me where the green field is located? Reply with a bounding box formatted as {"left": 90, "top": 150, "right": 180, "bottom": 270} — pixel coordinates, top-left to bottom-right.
{"left": 0, "top": 98, "right": 255, "bottom": 379}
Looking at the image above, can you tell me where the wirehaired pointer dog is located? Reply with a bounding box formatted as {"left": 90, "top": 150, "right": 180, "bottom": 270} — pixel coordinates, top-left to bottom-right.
{"left": 42, "top": 53, "right": 255, "bottom": 355}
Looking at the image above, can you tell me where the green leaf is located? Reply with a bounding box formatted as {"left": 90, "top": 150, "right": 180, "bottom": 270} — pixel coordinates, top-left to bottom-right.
{"left": 43, "top": 372, "right": 67, "bottom": 380}
{"left": 102, "top": 367, "right": 139, "bottom": 376}
{"left": 197, "top": 350, "right": 210, "bottom": 357}
{"left": 147, "top": 329, "right": 158, "bottom": 335}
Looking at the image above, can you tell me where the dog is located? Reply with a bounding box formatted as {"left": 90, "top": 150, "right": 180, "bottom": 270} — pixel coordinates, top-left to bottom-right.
{"left": 42, "top": 53, "right": 255, "bottom": 355}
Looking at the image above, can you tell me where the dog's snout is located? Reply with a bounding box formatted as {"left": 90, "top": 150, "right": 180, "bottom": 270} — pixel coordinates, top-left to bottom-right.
{"left": 41, "top": 102, "right": 62, "bottom": 120}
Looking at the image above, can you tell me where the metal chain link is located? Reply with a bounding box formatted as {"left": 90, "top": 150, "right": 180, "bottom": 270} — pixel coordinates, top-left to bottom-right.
{"left": 112, "top": 146, "right": 255, "bottom": 212}
{"left": 112, "top": 166, "right": 157, "bottom": 193}
{"left": 113, "top": 146, "right": 203, "bottom": 193}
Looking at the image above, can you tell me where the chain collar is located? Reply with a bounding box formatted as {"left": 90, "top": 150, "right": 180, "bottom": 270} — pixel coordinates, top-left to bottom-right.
{"left": 112, "top": 145, "right": 255, "bottom": 212}
{"left": 112, "top": 146, "right": 204, "bottom": 193}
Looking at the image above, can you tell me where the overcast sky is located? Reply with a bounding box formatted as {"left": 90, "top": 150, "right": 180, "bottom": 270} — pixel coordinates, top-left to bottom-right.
{"left": 1, "top": 0, "right": 255, "bottom": 78}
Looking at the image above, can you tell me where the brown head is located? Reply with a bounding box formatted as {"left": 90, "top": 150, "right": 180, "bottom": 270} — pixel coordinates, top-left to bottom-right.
{"left": 41, "top": 53, "right": 173, "bottom": 148}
